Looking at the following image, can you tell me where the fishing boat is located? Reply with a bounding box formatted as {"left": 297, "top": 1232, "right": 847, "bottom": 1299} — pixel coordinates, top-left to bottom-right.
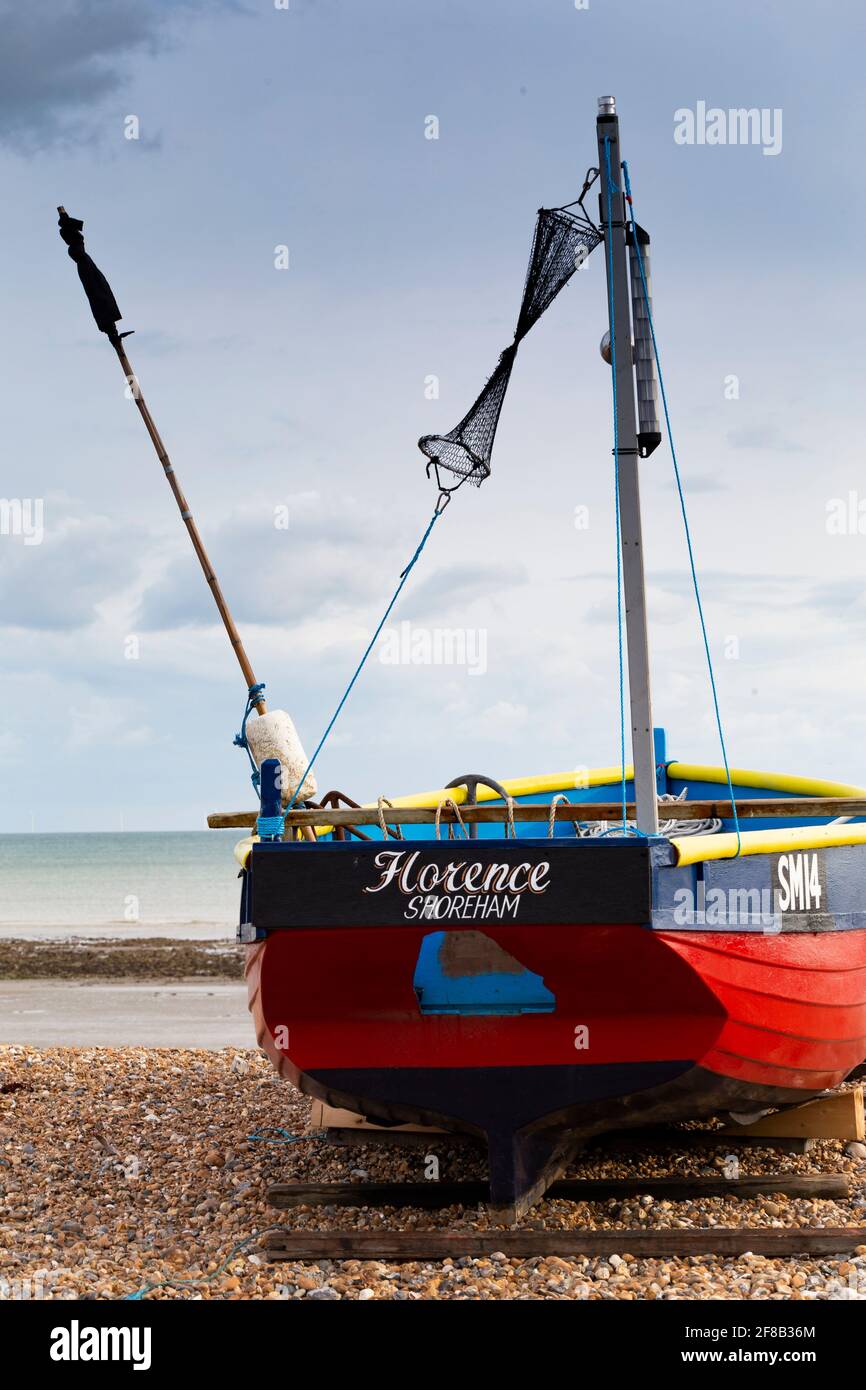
{"left": 60, "top": 97, "right": 866, "bottom": 1221}
{"left": 237, "top": 97, "right": 866, "bottom": 1217}
{"left": 240, "top": 746, "right": 866, "bottom": 1218}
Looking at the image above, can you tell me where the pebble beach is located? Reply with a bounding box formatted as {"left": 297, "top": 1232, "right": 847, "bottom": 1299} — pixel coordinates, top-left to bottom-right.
{"left": 2, "top": 1044, "right": 864, "bottom": 1301}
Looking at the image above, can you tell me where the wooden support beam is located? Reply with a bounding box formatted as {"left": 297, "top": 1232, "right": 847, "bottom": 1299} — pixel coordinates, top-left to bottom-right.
{"left": 309, "top": 1100, "right": 443, "bottom": 1137}
{"left": 308, "top": 1102, "right": 838, "bottom": 1154}
{"left": 720, "top": 1088, "right": 864, "bottom": 1142}
{"left": 590, "top": 1129, "right": 817, "bottom": 1154}
{"left": 316, "top": 1126, "right": 817, "bottom": 1154}
{"left": 262, "top": 1227, "right": 866, "bottom": 1261}
{"left": 266, "top": 1173, "right": 850, "bottom": 1210}
{"left": 207, "top": 796, "right": 866, "bottom": 831}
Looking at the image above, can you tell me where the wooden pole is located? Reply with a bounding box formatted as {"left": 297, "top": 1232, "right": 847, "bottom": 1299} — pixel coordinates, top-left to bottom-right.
{"left": 206, "top": 795, "right": 866, "bottom": 830}
{"left": 57, "top": 207, "right": 266, "bottom": 717}
{"left": 110, "top": 335, "right": 266, "bottom": 716}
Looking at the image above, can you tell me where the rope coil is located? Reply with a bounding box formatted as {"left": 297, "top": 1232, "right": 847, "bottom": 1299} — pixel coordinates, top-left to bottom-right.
{"left": 434, "top": 798, "right": 470, "bottom": 841}
{"left": 547, "top": 793, "right": 572, "bottom": 838}
{"left": 377, "top": 796, "right": 404, "bottom": 840}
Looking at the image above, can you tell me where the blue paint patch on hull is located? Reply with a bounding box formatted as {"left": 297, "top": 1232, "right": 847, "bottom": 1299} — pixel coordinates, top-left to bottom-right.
{"left": 413, "top": 930, "right": 556, "bottom": 1016}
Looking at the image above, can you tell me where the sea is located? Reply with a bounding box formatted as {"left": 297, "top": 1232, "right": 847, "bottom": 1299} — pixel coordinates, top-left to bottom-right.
{"left": 0, "top": 832, "right": 242, "bottom": 939}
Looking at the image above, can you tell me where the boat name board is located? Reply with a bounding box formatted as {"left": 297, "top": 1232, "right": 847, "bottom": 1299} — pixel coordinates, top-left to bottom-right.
{"left": 247, "top": 841, "right": 651, "bottom": 929}
{"left": 364, "top": 849, "right": 550, "bottom": 918}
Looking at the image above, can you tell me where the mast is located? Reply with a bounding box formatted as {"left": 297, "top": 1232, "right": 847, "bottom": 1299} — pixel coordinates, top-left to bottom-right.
{"left": 596, "top": 96, "right": 659, "bottom": 835}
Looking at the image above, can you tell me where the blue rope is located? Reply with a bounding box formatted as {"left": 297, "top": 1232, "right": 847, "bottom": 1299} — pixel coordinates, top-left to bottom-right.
{"left": 255, "top": 815, "right": 285, "bottom": 840}
{"left": 284, "top": 497, "right": 449, "bottom": 814}
{"left": 125, "top": 1228, "right": 286, "bottom": 1301}
{"left": 247, "top": 1127, "right": 316, "bottom": 1145}
{"left": 603, "top": 137, "right": 628, "bottom": 834}
{"left": 234, "top": 682, "right": 267, "bottom": 793}
{"left": 124, "top": 1129, "right": 322, "bottom": 1300}
{"left": 621, "top": 160, "right": 741, "bottom": 855}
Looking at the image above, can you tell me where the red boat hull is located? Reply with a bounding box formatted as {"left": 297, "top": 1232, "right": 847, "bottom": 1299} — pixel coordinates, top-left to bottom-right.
{"left": 247, "top": 920, "right": 866, "bottom": 1215}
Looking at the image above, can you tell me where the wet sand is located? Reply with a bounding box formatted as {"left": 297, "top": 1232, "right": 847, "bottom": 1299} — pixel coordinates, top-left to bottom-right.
{"left": 0, "top": 937, "right": 244, "bottom": 981}
{"left": 0, "top": 923, "right": 234, "bottom": 941}
{"left": 0, "top": 934, "right": 247, "bottom": 1046}
{"left": 0, "top": 981, "right": 250, "bottom": 1047}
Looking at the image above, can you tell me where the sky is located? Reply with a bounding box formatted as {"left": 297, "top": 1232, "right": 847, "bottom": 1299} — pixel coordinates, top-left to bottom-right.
{"left": 1, "top": 0, "right": 865, "bottom": 832}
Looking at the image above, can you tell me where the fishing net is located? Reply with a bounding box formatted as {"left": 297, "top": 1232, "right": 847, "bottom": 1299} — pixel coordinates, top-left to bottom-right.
{"left": 419, "top": 208, "right": 601, "bottom": 490}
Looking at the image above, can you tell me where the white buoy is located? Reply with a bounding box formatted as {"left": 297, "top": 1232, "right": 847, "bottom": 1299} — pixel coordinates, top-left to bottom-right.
{"left": 245, "top": 710, "right": 318, "bottom": 804}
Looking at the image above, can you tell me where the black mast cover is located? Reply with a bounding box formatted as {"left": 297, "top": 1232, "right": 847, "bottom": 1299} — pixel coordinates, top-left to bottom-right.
{"left": 57, "top": 208, "right": 122, "bottom": 336}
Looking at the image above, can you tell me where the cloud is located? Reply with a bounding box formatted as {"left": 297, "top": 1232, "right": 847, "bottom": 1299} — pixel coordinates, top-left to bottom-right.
{"left": 0, "top": 730, "right": 23, "bottom": 765}
{"left": 0, "top": 0, "right": 236, "bottom": 153}
{"left": 135, "top": 494, "right": 409, "bottom": 630}
{"left": 66, "top": 694, "right": 159, "bottom": 750}
{"left": 0, "top": 505, "right": 141, "bottom": 630}
{"left": 460, "top": 699, "right": 530, "bottom": 742}
{"left": 726, "top": 423, "right": 807, "bottom": 454}
{"left": 405, "top": 562, "right": 528, "bottom": 619}
{"left": 665, "top": 473, "right": 726, "bottom": 495}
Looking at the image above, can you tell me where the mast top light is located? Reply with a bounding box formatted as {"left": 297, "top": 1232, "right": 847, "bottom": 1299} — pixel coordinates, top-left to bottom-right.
{"left": 598, "top": 95, "right": 616, "bottom": 116}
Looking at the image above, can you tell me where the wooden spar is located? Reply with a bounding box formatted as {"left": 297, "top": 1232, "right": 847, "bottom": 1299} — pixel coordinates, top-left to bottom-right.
{"left": 206, "top": 796, "right": 866, "bottom": 829}
{"left": 110, "top": 333, "right": 266, "bottom": 717}
{"left": 57, "top": 207, "right": 266, "bottom": 718}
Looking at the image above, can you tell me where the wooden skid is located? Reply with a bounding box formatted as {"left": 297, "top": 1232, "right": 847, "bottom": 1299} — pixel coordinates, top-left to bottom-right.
{"left": 266, "top": 1174, "right": 850, "bottom": 1209}
{"left": 311, "top": 1101, "right": 840, "bottom": 1155}
{"left": 588, "top": 1128, "right": 816, "bottom": 1154}
{"left": 322, "top": 1128, "right": 469, "bottom": 1149}
{"left": 262, "top": 1227, "right": 866, "bottom": 1261}
{"left": 207, "top": 795, "right": 866, "bottom": 830}
{"left": 309, "top": 1100, "right": 443, "bottom": 1137}
{"left": 720, "top": 1088, "right": 864, "bottom": 1141}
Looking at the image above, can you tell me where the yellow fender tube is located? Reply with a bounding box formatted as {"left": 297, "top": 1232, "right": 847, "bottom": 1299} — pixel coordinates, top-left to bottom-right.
{"left": 234, "top": 835, "right": 257, "bottom": 869}
{"left": 673, "top": 822, "right": 866, "bottom": 867}
{"left": 667, "top": 763, "right": 866, "bottom": 799}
